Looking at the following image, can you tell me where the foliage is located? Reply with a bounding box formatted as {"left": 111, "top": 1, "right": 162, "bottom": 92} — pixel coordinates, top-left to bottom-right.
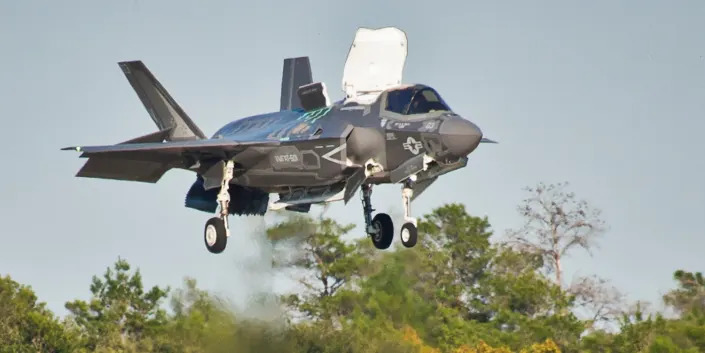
{"left": 663, "top": 270, "right": 705, "bottom": 319}
{"left": 2, "top": 184, "right": 705, "bottom": 352}
{"left": 0, "top": 274, "right": 79, "bottom": 352}
{"left": 63, "top": 257, "right": 170, "bottom": 352}
{"left": 266, "top": 212, "right": 370, "bottom": 321}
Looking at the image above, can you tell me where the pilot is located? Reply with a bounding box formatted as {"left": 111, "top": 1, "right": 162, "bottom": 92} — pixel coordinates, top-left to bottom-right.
{"left": 408, "top": 91, "right": 429, "bottom": 114}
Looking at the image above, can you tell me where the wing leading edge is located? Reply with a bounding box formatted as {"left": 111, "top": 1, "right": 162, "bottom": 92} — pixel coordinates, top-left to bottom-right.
{"left": 62, "top": 139, "right": 281, "bottom": 183}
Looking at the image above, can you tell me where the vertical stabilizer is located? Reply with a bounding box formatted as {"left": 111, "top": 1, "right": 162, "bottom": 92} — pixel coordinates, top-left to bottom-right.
{"left": 280, "top": 57, "right": 313, "bottom": 111}
{"left": 118, "top": 60, "right": 206, "bottom": 141}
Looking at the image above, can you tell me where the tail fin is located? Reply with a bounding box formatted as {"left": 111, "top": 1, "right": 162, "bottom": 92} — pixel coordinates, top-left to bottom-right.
{"left": 280, "top": 57, "right": 313, "bottom": 111}
{"left": 118, "top": 60, "right": 206, "bottom": 141}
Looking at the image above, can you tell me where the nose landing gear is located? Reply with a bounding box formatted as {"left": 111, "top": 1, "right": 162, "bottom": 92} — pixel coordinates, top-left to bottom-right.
{"left": 400, "top": 178, "right": 418, "bottom": 248}
{"left": 360, "top": 178, "right": 419, "bottom": 250}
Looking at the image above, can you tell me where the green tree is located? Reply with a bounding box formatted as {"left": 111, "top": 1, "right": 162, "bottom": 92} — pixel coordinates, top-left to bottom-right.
{"left": 0, "top": 274, "right": 79, "bottom": 352}
{"left": 266, "top": 212, "right": 370, "bottom": 321}
{"left": 663, "top": 270, "right": 705, "bottom": 319}
{"left": 339, "top": 249, "right": 487, "bottom": 351}
{"left": 417, "top": 203, "right": 495, "bottom": 319}
{"left": 165, "top": 277, "right": 299, "bottom": 353}
{"left": 64, "top": 257, "right": 170, "bottom": 352}
{"left": 470, "top": 246, "right": 584, "bottom": 352}
{"left": 328, "top": 204, "right": 585, "bottom": 352}
{"left": 585, "top": 298, "right": 705, "bottom": 353}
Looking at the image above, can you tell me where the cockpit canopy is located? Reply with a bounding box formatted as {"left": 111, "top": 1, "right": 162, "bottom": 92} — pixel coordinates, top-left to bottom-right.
{"left": 384, "top": 85, "right": 451, "bottom": 115}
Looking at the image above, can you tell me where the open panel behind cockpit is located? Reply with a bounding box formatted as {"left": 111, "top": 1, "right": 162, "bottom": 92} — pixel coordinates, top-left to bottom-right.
{"left": 342, "top": 27, "right": 408, "bottom": 104}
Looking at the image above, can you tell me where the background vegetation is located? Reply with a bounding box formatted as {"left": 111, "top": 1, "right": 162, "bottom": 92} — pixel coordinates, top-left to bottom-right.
{"left": 2, "top": 182, "right": 703, "bottom": 352}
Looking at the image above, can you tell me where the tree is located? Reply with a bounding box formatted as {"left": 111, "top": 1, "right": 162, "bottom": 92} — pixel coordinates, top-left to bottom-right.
{"left": 417, "top": 203, "right": 495, "bottom": 317}
{"left": 14, "top": 198, "right": 705, "bottom": 352}
{"left": 505, "top": 182, "right": 607, "bottom": 287}
{"left": 336, "top": 204, "right": 584, "bottom": 352}
{"left": 663, "top": 270, "right": 705, "bottom": 319}
{"left": 567, "top": 275, "right": 625, "bottom": 331}
{"left": 581, "top": 293, "right": 705, "bottom": 353}
{"left": 470, "top": 246, "right": 585, "bottom": 351}
{"left": 163, "top": 277, "right": 234, "bottom": 352}
{"left": 0, "top": 274, "right": 79, "bottom": 352}
{"left": 266, "top": 212, "right": 370, "bottom": 320}
{"left": 64, "top": 257, "right": 170, "bottom": 352}
{"left": 165, "top": 276, "right": 302, "bottom": 353}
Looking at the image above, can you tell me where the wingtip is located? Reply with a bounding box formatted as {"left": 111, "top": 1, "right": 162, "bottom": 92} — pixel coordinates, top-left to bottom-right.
{"left": 61, "top": 146, "right": 82, "bottom": 151}
{"left": 117, "top": 59, "right": 143, "bottom": 65}
{"left": 481, "top": 138, "right": 498, "bottom": 144}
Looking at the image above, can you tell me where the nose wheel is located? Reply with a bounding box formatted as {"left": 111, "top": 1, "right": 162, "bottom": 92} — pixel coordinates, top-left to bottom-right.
{"left": 400, "top": 222, "right": 417, "bottom": 248}
{"left": 400, "top": 178, "right": 418, "bottom": 248}
{"left": 203, "top": 160, "right": 234, "bottom": 254}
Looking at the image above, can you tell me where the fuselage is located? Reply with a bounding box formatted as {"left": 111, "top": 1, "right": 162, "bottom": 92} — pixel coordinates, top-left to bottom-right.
{"left": 203, "top": 84, "right": 483, "bottom": 194}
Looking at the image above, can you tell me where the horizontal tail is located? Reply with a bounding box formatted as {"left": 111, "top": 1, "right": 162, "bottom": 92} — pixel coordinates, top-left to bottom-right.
{"left": 118, "top": 60, "right": 206, "bottom": 141}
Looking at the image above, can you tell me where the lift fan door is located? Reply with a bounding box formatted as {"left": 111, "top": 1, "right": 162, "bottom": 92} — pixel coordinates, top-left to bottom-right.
{"left": 342, "top": 27, "right": 408, "bottom": 102}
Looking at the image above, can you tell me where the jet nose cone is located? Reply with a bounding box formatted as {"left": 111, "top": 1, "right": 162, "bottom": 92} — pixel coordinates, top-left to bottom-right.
{"left": 439, "top": 118, "right": 483, "bottom": 157}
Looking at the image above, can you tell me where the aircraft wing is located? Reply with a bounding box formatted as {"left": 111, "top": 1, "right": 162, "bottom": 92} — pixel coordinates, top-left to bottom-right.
{"left": 62, "top": 138, "right": 278, "bottom": 159}
{"left": 62, "top": 138, "right": 280, "bottom": 183}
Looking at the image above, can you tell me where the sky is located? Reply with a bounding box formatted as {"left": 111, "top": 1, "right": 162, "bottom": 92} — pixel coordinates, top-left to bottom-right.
{"left": 1, "top": 0, "right": 704, "bottom": 318}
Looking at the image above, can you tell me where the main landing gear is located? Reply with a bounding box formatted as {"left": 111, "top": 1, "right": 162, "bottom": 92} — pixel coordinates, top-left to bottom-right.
{"left": 361, "top": 179, "right": 418, "bottom": 250}
{"left": 204, "top": 160, "right": 234, "bottom": 254}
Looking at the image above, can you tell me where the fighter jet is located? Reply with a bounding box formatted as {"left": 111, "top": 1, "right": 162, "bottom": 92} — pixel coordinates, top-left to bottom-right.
{"left": 62, "top": 27, "right": 496, "bottom": 254}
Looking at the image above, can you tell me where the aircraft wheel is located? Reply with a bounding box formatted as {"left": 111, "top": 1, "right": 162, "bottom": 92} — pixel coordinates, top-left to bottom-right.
{"left": 204, "top": 217, "right": 227, "bottom": 254}
{"left": 370, "top": 213, "right": 394, "bottom": 250}
{"left": 400, "top": 222, "right": 418, "bottom": 248}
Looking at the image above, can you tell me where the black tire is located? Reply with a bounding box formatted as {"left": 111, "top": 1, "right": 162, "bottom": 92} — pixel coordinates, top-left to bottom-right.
{"left": 400, "top": 222, "right": 418, "bottom": 248}
{"left": 204, "top": 217, "right": 227, "bottom": 254}
{"left": 370, "top": 213, "right": 394, "bottom": 250}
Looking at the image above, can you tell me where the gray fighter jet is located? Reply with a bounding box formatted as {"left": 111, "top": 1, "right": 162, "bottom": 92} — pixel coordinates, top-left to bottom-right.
{"left": 63, "top": 27, "right": 496, "bottom": 254}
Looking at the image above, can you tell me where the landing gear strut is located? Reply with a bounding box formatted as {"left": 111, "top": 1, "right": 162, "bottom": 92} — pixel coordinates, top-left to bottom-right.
{"left": 361, "top": 184, "right": 393, "bottom": 249}
{"left": 204, "top": 160, "right": 234, "bottom": 254}
{"left": 360, "top": 178, "right": 419, "bottom": 250}
{"left": 400, "top": 178, "right": 418, "bottom": 248}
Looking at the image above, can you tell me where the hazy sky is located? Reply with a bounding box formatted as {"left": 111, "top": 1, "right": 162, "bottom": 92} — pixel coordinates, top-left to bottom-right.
{"left": 1, "top": 0, "right": 703, "bottom": 317}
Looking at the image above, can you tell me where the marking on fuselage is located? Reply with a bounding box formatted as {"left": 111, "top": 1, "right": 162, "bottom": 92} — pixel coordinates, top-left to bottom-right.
{"left": 297, "top": 106, "right": 332, "bottom": 124}
{"left": 419, "top": 120, "right": 439, "bottom": 132}
{"left": 341, "top": 105, "right": 364, "bottom": 111}
{"left": 274, "top": 154, "right": 299, "bottom": 163}
{"left": 402, "top": 137, "right": 423, "bottom": 155}
{"left": 321, "top": 143, "right": 347, "bottom": 166}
